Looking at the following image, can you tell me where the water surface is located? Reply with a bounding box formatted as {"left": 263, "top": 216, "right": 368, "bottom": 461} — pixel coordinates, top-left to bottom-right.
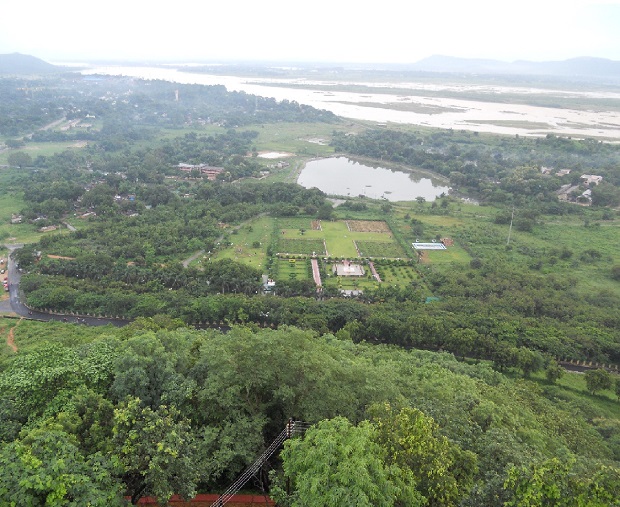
{"left": 80, "top": 65, "right": 620, "bottom": 139}
{"left": 297, "top": 157, "right": 450, "bottom": 201}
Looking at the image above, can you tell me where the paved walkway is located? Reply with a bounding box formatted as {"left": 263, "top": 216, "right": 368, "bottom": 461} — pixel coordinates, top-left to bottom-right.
{"left": 311, "top": 258, "right": 322, "bottom": 287}
{"left": 368, "top": 261, "right": 382, "bottom": 282}
{"left": 182, "top": 249, "right": 205, "bottom": 268}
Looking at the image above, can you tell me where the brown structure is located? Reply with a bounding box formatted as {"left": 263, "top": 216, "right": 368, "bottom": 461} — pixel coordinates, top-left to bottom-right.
{"left": 177, "top": 164, "right": 224, "bottom": 181}
{"left": 135, "top": 494, "right": 274, "bottom": 506}
{"left": 441, "top": 237, "right": 454, "bottom": 247}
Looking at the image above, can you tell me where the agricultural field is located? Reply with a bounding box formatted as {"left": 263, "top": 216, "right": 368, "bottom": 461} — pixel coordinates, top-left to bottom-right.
{"left": 277, "top": 238, "right": 326, "bottom": 256}
{"left": 277, "top": 219, "right": 406, "bottom": 259}
{"left": 218, "top": 203, "right": 620, "bottom": 300}
{"left": 346, "top": 220, "right": 392, "bottom": 233}
{"left": 228, "top": 214, "right": 477, "bottom": 292}
{"left": 355, "top": 240, "right": 407, "bottom": 258}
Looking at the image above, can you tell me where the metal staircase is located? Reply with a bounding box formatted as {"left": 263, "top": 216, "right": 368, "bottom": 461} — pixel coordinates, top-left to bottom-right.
{"left": 210, "top": 419, "right": 308, "bottom": 507}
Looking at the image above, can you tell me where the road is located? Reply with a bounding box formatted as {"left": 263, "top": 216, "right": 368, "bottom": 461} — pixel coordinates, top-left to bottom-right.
{"left": 182, "top": 249, "right": 205, "bottom": 268}
{"left": 2, "top": 244, "right": 128, "bottom": 327}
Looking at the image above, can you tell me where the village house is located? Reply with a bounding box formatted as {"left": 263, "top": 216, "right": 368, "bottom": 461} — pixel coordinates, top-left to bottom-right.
{"left": 581, "top": 174, "right": 603, "bottom": 186}
{"left": 177, "top": 163, "right": 224, "bottom": 181}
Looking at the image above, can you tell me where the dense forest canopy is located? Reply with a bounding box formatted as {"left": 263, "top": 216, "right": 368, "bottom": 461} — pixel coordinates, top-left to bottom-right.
{"left": 1, "top": 323, "right": 619, "bottom": 506}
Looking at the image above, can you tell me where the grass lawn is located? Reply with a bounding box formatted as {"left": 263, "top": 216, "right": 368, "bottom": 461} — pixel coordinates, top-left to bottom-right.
{"left": 373, "top": 264, "right": 422, "bottom": 287}
{"left": 325, "top": 275, "right": 377, "bottom": 292}
{"left": 274, "top": 217, "right": 315, "bottom": 230}
{"left": 421, "top": 246, "right": 471, "bottom": 265}
{"left": 525, "top": 370, "right": 620, "bottom": 420}
{"left": 209, "top": 216, "right": 272, "bottom": 271}
{"left": 239, "top": 122, "right": 340, "bottom": 157}
{"left": 275, "top": 258, "right": 310, "bottom": 281}
{"left": 0, "top": 191, "right": 68, "bottom": 244}
{"left": 0, "top": 317, "right": 110, "bottom": 359}
{"left": 277, "top": 238, "right": 326, "bottom": 256}
{"left": 453, "top": 212, "right": 620, "bottom": 297}
{"left": 533, "top": 221, "right": 620, "bottom": 295}
{"left": 323, "top": 220, "right": 401, "bottom": 258}
{"left": 355, "top": 240, "right": 407, "bottom": 258}
{"left": 0, "top": 142, "right": 88, "bottom": 164}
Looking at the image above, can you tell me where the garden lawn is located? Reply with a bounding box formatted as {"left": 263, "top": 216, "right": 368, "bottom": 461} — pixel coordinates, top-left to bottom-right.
{"left": 276, "top": 258, "right": 310, "bottom": 281}
{"left": 278, "top": 220, "right": 407, "bottom": 259}
{"left": 372, "top": 264, "right": 422, "bottom": 288}
{"left": 277, "top": 238, "right": 326, "bottom": 256}
{"left": 421, "top": 246, "right": 471, "bottom": 265}
{"left": 355, "top": 240, "right": 407, "bottom": 258}
{"left": 211, "top": 216, "right": 272, "bottom": 271}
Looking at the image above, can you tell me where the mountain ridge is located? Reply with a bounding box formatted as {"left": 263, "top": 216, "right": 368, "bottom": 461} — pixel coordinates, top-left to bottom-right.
{"left": 410, "top": 54, "right": 620, "bottom": 79}
{"left": 0, "top": 53, "right": 61, "bottom": 74}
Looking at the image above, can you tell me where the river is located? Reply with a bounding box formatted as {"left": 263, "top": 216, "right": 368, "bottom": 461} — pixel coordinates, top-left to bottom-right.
{"left": 79, "top": 64, "right": 620, "bottom": 139}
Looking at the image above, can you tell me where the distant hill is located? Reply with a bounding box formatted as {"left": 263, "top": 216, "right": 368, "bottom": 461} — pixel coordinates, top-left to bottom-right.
{"left": 410, "top": 55, "right": 620, "bottom": 80}
{"left": 0, "top": 53, "right": 61, "bottom": 74}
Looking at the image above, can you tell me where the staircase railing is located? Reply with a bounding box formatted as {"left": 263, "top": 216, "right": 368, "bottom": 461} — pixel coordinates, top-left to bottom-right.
{"left": 210, "top": 419, "right": 308, "bottom": 507}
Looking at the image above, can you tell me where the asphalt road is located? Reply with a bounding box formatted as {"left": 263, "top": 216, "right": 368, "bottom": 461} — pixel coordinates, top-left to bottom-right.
{"left": 3, "top": 244, "right": 128, "bottom": 327}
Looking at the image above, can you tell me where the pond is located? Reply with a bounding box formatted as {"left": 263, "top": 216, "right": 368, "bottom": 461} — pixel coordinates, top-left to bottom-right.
{"left": 297, "top": 157, "right": 450, "bottom": 202}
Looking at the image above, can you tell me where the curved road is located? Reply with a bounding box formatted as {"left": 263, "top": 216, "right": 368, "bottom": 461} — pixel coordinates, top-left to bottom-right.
{"left": 2, "top": 244, "right": 128, "bottom": 327}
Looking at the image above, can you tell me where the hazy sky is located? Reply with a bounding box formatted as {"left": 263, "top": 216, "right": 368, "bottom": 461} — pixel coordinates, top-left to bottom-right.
{"left": 1, "top": 0, "right": 619, "bottom": 63}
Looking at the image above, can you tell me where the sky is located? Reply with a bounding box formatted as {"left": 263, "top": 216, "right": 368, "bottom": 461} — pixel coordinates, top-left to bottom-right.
{"left": 1, "top": 0, "right": 620, "bottom": 64}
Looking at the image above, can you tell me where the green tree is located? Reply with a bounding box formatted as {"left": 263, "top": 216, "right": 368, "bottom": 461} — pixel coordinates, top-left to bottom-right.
{"left": 113, "top": 397, "right": 197, "bottom": 505}
{"left": 370, "top": 404, "right": 477, "bottom": 507}
{"left": 0, "top": 344, "right": 84, "bottom": 418}
{"left": 545, "top": 362, "right": 564, "bottom": 384}
{"left": 109, "top": 333, "right": 185, "bottom": 409}
{"left": 504, "top": 458, "right": 620, "bottom": 507}
{"left": 591, "top": 182, "right": 620, "bottom": 207}
{"left": 272, "top": 416, "right": 423, "bottom": 507}
{"left": 316, "top": 203, "right": 334, "bottom": 220}
{"left": 516, "top": 348, "right": 544, "bottom": 378}
{"left": 0, "top": 422, "right": 123, "bottom": 506}
{"left": 7, "top": 151, "right": 33, "bottom": 168}
{"left": 584, "top": 369, "right": 613, "bottom": 395}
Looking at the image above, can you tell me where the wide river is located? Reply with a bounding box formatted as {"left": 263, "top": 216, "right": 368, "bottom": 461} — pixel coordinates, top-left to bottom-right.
{"left": 79, "top": 65, "right": 620, "bottom": 140}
